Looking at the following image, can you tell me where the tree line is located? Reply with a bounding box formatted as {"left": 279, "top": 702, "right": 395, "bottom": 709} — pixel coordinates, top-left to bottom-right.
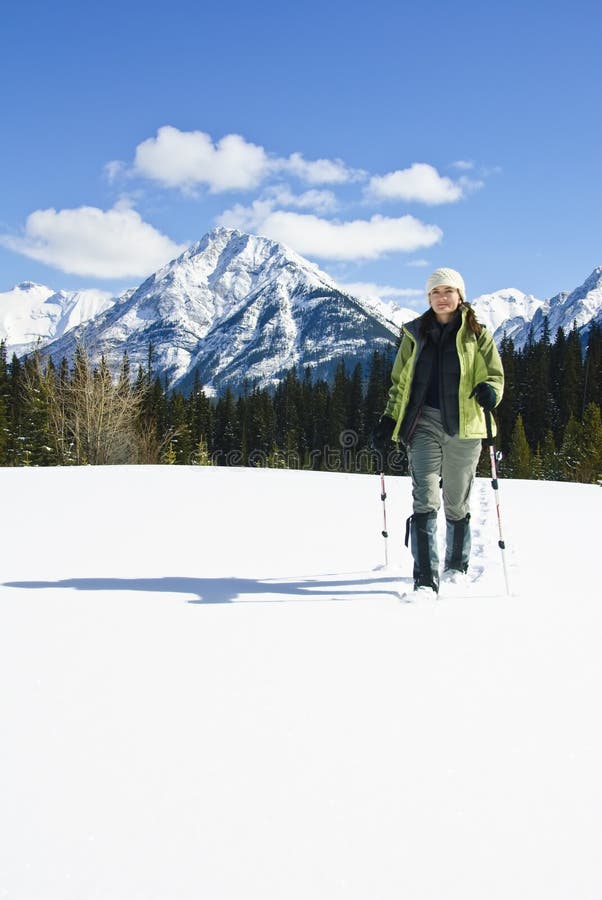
{"left": 495, "top": 321, "right": 602, "bottom": 482}
{"left": 0, "top": 319, "right": 601, "bottom": 483}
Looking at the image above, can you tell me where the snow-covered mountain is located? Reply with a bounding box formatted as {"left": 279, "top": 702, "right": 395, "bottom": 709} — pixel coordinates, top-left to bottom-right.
{"left": 0, "top": 281, "right": 116, "bottom": 358}
{"left": 471, "top": 288, "right": 545, "bottom": 346}
{"left": 361, "top": 297, "right": 419, "bottom": 331}
{"left": 471, "top": 267, "right": 602, "bottom": 349}
{"left": 1, "top": 230, "right": 600, "bottom": 390}
{"left": 37, "top": 227, "right": 400, "bottom": 393}
{"left": 525, "top": 266, "right": 602, "bottom": 346}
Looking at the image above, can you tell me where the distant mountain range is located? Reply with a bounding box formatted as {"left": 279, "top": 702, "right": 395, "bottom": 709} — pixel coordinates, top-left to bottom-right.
{"left": 470, "top": 267, "right": 602, "bottom": 347}
{"left": 1, "top": 227, "right": 600, "bottom": 394}
{"left": 0, "top": 282, "right": 115, "bottom": 359}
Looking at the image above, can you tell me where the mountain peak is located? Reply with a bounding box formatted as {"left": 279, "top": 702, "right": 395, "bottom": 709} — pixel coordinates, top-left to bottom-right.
{"left": 580, "top": 266, "right": 602, "bottom": 292}
{"left": 35, "top": 227, "right": 399, "bottom": 393}
{"left": 16, "top": 280, "right": 45, "bottom": 291}
{"left": 11, "top": 280, "right": 55, "bottom": 295}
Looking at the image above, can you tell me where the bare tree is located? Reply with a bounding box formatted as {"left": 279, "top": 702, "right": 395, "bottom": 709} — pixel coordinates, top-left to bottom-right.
{"left": 23, "top": 344, "right": 149, "bottom": 465}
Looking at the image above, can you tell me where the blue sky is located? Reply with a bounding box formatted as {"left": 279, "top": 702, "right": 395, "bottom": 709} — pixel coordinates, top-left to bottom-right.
{"left": 1, "top": 0, "right": 600, "bottom": 310}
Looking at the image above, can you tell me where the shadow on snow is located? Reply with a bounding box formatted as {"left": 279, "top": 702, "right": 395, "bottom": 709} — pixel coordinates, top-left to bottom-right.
{"left": 3, "top": 574, "right": 406, "bottom": 605}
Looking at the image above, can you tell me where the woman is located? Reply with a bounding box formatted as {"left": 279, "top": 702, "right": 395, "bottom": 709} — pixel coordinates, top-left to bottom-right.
{"left": 373, "top": 267, "right": 504, "bottom": 598}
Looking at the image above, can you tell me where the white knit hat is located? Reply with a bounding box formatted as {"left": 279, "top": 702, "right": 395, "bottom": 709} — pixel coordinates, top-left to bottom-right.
{"left": 426, "top": 267, "right": 466, "bottom": 302}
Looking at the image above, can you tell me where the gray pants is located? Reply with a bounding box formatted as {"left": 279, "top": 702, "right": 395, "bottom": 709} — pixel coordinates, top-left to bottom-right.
{"left": 407, "top": 407, "right": 482, "bottom": 520}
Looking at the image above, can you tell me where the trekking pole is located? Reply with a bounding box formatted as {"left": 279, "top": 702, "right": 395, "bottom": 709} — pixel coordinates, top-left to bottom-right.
{"left": 485, "top": 410, "right": 511, "bottom": 595}
{"left": 380, "top": 471, "right": 389, "bottom": 568}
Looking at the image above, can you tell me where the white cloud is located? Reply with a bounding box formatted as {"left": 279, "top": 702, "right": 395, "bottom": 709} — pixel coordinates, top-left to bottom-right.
{"left": 1, "top": 201, "right": 187, "bottom": 279}
{"left": 124, "top": 126, "right": 365, "bottom": 193}
{"left": 104, "top": 160, "right": 127, "bottom": 183}
{"left": 217, "top": 205, "right": 442, "bottom": 261}
{"left": 335, "top": 281, "right": 423, "bottom": 326}
{"left": 406, "top": 258, "right": 430, "bottom": 268}
{"left": 480, "top": 165, "right": 503, "bottom": 177}
{"left": 368, "top": 163, "right": 465, "bottom": 205}
{"left": 337, "top": 281, "right": 423, "bottom": 301}
{"left": 264, "top": 185, "right": 339, "bottom": 213}
{"left": 450, "top": 160, "right": 475, "bottom": 171}
{"left": 133, "top": 126, "right": 270, "bottom": 193}
{"left": 277, "top": 152, "right": 365, "bottom": 185}
{"left": 457, "top": 175, "right": 485, "bottom": 195}
{"left": 218, "top": 200, "right": 274, "bottom": 233}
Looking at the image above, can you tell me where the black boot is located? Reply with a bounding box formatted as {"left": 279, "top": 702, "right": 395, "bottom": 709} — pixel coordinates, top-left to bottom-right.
{"left": 406, "top": 511, "right": 440, "bottom": 594}
{"left": 444, "top": 513, "right": 471, "bottom": 574}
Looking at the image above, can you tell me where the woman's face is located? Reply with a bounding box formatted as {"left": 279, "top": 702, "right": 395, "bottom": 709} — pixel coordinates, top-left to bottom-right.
{"left": 429, "top": 285, "right": 462, "bottom": 323}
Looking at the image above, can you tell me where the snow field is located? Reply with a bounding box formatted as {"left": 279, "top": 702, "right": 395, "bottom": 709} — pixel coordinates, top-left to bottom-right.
{"left": 0, "top": 465, "right": 600, "bottom": 900}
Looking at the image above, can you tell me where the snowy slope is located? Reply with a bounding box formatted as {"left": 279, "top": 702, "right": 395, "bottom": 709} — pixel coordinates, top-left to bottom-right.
{"left": 0, "top": 281, "right": 116, "bottom": 357}
{"left": 1, "top": 465, "right": 601, "bottom": 900}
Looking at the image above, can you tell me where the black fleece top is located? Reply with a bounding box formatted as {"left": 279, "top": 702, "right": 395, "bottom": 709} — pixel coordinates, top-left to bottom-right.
{"left": 400, "top": 310, "right": 462, "bottom": 442}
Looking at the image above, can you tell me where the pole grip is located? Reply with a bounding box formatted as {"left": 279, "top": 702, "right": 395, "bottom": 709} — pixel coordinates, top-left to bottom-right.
{"left": 485, "top": 408, "right": 494, "bottom": 445}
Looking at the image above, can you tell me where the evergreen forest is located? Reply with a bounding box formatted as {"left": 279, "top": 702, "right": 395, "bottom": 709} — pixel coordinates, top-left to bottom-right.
{"left": 1, "top": 319, "right": 601, "bottom": 483}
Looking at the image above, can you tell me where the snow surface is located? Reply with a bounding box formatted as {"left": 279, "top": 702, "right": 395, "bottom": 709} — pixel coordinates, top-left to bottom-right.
{"left": 1, "top": 465, "right": 601, "bottom": 900}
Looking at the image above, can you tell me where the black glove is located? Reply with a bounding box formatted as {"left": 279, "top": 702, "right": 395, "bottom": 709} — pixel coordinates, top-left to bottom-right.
{"left": 371, "top": 415, "right": 396, "bottom": 452}
{"left": 470, "top": 382, "right": 497, "bottom": 412}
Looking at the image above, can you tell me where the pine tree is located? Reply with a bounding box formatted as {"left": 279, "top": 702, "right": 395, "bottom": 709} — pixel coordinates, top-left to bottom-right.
{"left": 558, "top": 323, "right": 584, "bottom": 431}
{"left": 540, "top": 429, "right": 562, "bottom": 481}
{"left": 267, "top": 444, "right": 287, "bottom": 468}
{"left": 166, "top": 391, "right": 192, "bottom": 463}
{"left": 237, "top": 394, "right": 249, "bottom": 465}
{"left": 583, "top": 323, "right": 602, "bottom": 412}
{"left": 0, "top": 342, "right": 10, "bottom": 464}
{"left": 21, "top": 351, "right": 57, "bottom": 465}
{"left": 6, "top": 354, "right": 26, "bottom": 464}
{"left": 188, "top": 374, "right": 214, "bottom": 451}
{"left": 531, "top": 445, "right": 544, "bottom": 480}
{"left": 307, "top": 378, "right": 330, "bottom": 470}
{"left": 521, "top": 317, "right": 553, "bottom": 449}
{"left": 162, "top": 442, "right": 177, "bottom": 464}
{"left": 496, "top": 334, "right": 518, "bottom": 458}
{"left": 118, "top": 351, "right": 131, "bottom": 392}
{"left": 137, "top": 376, "right": 169, "bottom": 463}
{"left": 559, "top": 415, "right": 582, "bottom": 481}
{"left": 329, "top": 359, "right": 350, "bottom": 470}
{"left": 578, "top": 403, "right": 602, "bottom": 484}
{"left": 213, "top": 388, "right": 239, "bottom": 465}
{"left": 241, "top": 387, "right": 276, "bottom": 466}
{"left": 549, "top": 325, "right": 565, "bottom": 439}
{"left": 273, "top": 370, "right": 300, "bottom": 463}
{"left": 191, "top": 435, "right": 213, "bottom": 466}
{"left": 508, "top": 414, "right": 531, "bottom": 478}
{"left": 363, "top": 350, "right": 392, "bottom": 436}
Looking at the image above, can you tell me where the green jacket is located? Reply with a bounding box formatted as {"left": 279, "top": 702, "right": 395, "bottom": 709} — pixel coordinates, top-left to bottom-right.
{"left": 384, "top": 307, "right": 504, "bottom": 440}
